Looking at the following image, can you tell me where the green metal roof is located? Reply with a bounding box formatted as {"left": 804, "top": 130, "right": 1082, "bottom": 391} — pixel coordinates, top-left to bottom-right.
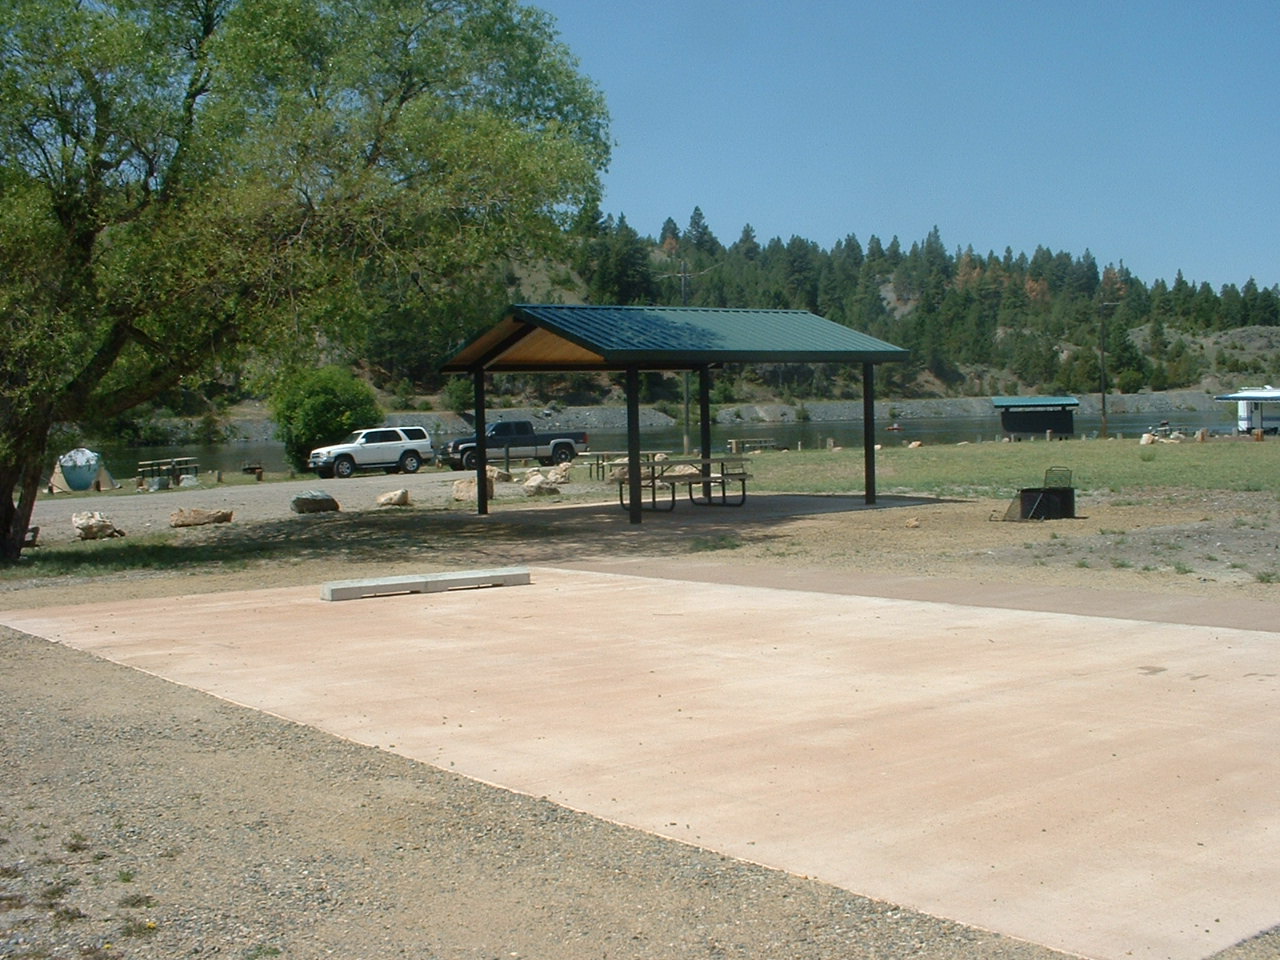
{"left": 992, "top": 395, "right": 1079, "bottom": 409}
{"left": 442, "top": 304, "right": 909, "bottom": 372}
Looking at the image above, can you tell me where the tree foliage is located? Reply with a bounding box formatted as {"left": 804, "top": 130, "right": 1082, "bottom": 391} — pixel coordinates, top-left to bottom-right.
{"left": 575, "top": 209, "right": 1280, "bottom": 400}
{"left": 0, "top": 0, "right": 609, "bottom": 559}
{"left": 271, "top": 367, "right": 382, "bottom": 471}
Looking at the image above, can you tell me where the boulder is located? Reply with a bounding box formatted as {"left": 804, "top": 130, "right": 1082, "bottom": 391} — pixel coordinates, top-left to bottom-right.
{"left": 663, "top": 463, "right": 700, "bottom": 478}
{"left": 1140, "top": 433, "right": 1157, "bottom": 445}
{"left": 170, "top": 508, "right": 233, "bottom": 528}
{"left": 452, "top": 476, "right": 494, "bottom": 501}
{"left": 72, "top": 511, "right": 125, "bottom": 540}
{"left": 907, "top": 440, "right": 923, "bottom": 449}
{"left": 178, "top": 474, "right": 201, "bottom": 488}
{"left": 485, "top": 465, "right": 513, "bottom": 483}
{"left": 547, "top": 462, "right": 573, "bottom": 484}
{"left": 290, "top": 490, "right": 340, "bottom": 514}
{"left": 523, "top": 473, "right": 560, "bottom": 496}
{"left": 377, "top": 488, "right": 411, "bottom": 507}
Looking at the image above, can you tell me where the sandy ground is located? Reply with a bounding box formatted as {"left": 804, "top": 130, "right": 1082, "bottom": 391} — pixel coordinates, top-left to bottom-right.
{"left": 3, "top": 471, "right": 1279, "bottom": 959}
{"left": 10, "top": 466, "right": 1280, "bottom": 608}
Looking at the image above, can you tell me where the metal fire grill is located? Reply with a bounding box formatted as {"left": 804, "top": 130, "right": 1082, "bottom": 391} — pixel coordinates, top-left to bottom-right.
{"left": 996, "top": 466, "right": 1076, "bottom": 521}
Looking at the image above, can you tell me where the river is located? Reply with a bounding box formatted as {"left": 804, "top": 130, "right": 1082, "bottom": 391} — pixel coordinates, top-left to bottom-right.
{"left": 86, "top": 407, "right": 1235, "bottom": 481}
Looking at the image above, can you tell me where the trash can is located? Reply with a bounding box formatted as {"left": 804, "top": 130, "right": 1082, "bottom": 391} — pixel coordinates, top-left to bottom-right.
{"left": 1019, "top": 487, "right": 1075, "bottom": 520}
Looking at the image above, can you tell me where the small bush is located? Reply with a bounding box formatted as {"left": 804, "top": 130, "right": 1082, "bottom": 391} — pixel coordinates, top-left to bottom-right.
{"left": 443, "top": 377, "right": 473, "bottom": 414}
{"left": 270, "top": 367, "right": 382, "bottom": 471}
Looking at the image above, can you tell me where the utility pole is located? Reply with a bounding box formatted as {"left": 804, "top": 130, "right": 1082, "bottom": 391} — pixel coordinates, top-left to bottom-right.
{"left": 1099, "top": 301, "right": 1120, "bottom": 438}
{"left": 680, "top": 259, "right": 691, "bottom": 453}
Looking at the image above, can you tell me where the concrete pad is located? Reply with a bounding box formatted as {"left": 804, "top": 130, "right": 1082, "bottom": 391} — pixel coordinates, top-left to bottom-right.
{"left": 3, "top": 568, "right": 1278, "bottom": 960}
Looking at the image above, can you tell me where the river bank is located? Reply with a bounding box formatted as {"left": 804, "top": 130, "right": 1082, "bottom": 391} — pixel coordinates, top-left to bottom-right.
{"left": 221, "top": 388, "right": 1225, "bottom": 442}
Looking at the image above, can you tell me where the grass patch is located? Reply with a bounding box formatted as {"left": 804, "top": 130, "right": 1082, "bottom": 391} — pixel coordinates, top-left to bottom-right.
{"left": 747, "top": 440, "right": 1280, "bottom": 500}
{"left": 688, "top": 534, "right": 743, "bottom": 552}
{"left": 120, "top": 918, "right": 158, "bottom": 938}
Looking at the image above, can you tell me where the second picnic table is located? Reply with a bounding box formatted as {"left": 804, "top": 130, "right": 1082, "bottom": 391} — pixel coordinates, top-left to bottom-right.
{"left": 615, "top": 456, "right": 752, "bottom": 511}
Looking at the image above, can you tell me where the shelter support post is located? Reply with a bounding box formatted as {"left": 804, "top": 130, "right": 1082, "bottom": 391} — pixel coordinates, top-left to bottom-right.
{"left": 473, "top": 370, "right": 488, "bottom": 515}
{"left": 862, "top": 362, "right": 877, "bottom": 505}
{"left": 626, "top": 366, "right": 642, "bottom": 524}
{"left": 698, "top": 365, "right": 713, "bottom": 498}
{"left": 697, "top": 366, "right": 712, "bottom": 458}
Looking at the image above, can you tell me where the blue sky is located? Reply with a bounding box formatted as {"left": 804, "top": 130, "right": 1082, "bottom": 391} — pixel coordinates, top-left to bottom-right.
{"left": 533, "top": 0, "right": 1279, "bottom": 291}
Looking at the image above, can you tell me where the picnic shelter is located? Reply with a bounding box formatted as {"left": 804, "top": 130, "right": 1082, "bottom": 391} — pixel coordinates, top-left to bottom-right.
{"left": 991, "top": 395, "right": 1079, "bottom": 440}
{"left": 442, "top": 305, "right": 909, "bottom": 523}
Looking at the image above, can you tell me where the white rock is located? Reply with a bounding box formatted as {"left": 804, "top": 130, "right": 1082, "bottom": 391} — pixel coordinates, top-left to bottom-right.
{"left": 377, "top": 489, "right": 410, "bottom": 507}
{"left": 72, "top": 511, "right": 124, "bottom": 539}
{"left": 523, "top": 473, "right": 559, "bottom": 496}
{"left": 452, "top": 476, "right": 494, "bottom": 501}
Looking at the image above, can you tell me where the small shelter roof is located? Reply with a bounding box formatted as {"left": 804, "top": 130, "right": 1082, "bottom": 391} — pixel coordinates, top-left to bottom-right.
{"left": 1214, "top": 387, "right": 1280, "bottom": 402}
{"left": 992, "top": 396, "right": 1079, "bottom": 410}
{"left": 442, "top": 304, "right": 908, "bottom": 373}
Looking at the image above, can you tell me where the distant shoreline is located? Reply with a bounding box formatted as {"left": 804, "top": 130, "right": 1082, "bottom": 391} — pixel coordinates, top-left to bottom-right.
{"left": 219, "top": 388, "right": 1227, "bottom": 442}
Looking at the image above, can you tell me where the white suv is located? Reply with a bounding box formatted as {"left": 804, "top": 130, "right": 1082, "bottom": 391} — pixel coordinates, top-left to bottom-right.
{"left": 308, "top": 426, "right": 434, "bottom": 479}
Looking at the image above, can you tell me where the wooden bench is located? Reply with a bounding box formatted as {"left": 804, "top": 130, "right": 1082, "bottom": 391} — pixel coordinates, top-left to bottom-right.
{"left": 616, "top": 457, "right": 752, "bottom": 511}
{"left": 321, "top": 566, "right": 531, "bottom": 601}
{"left": 137, "top": 457, "right": 199, "bottom": 481}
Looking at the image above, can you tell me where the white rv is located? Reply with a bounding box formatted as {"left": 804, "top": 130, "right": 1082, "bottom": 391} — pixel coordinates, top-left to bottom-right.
{"left": 1215, "top": 386, "right": 1280, "bottom": 434}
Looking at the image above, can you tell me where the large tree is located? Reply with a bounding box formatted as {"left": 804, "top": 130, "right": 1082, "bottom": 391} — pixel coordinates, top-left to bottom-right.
{"left": 0, "top": 0, "right": 609, "bottom": 560}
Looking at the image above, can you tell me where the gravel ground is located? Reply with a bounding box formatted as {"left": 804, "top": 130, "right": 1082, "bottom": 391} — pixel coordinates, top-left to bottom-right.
{"left": 5, "top": 469, "right": 1280, "bottom": 959}
{"left": 1, "top": 629, "right": 1079, "bottom": 960}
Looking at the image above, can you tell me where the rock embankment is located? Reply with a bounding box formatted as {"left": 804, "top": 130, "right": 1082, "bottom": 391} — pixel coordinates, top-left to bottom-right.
{"left": 225, "top": 388, "right": 1222, "bottom": 440}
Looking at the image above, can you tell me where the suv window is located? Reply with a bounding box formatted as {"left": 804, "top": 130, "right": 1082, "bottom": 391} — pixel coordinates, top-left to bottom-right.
{"left": 400, "top": 427, "right": 428, "bottom": 441}
{"left": 365, "top": 430, "right": 401, "bottom": 443}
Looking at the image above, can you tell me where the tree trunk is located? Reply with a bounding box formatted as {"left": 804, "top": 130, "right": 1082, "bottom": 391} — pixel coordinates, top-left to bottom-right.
{"left": 0, "top": 411, "right": 54, "bottom": 562}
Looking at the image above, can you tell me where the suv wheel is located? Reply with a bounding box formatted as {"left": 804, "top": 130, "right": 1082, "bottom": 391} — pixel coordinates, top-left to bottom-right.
{"left": 334, "top": 455, "right": 356, "bottom": 479}
{"left": 398, "top": 452, "right": 421, "bottom": 474}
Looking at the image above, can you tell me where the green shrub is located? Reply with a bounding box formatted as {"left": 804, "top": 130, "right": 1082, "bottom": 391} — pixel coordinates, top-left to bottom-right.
{"left": 270, "top": 367, "right": 381, "bottom": 471}
{"left": 443, "top": 376, "right": 473, "bottom": 414}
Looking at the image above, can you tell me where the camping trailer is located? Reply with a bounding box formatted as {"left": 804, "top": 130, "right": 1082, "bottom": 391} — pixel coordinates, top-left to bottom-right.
{"left": 1214, "top": 386, "right": 1280, "bottom": 434}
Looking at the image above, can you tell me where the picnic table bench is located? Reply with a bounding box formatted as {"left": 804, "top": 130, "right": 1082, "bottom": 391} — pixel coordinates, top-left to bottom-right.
{"left": 136, "top": 457, "right": 199, "bottom": 482}
{"left": 616, "top": 456, "right": 752, "bottom": 511}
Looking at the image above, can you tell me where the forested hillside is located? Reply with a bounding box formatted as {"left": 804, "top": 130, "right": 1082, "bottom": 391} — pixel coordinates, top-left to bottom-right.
{"left": 357, "top": 208, "right": 1280, "bottom": 407}
{"left": 562, "top": 208, "right": 1280, "bottom": 401}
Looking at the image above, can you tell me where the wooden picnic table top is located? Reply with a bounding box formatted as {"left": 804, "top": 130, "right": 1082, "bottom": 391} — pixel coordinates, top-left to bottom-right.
{"left": 626, "top": 456, "right": 751, "bottom": 477}
{"left": 581, "top": 449, "right": 671, "bottom": 459}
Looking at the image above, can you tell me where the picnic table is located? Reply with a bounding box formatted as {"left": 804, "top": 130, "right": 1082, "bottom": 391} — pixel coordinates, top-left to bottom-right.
{"left": 579, "top": 449, "right": 671, "bottom": 481}
{"left": 136, "top": 457, "right": 199, "bottom": 483}
{"left": 615, "top": 456, "right": 752, "bottom": 511}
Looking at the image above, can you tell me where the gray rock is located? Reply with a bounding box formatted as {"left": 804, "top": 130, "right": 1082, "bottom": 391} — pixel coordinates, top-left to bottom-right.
{"left": 290, "top": 491, "right": 340, "bottom": 513}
